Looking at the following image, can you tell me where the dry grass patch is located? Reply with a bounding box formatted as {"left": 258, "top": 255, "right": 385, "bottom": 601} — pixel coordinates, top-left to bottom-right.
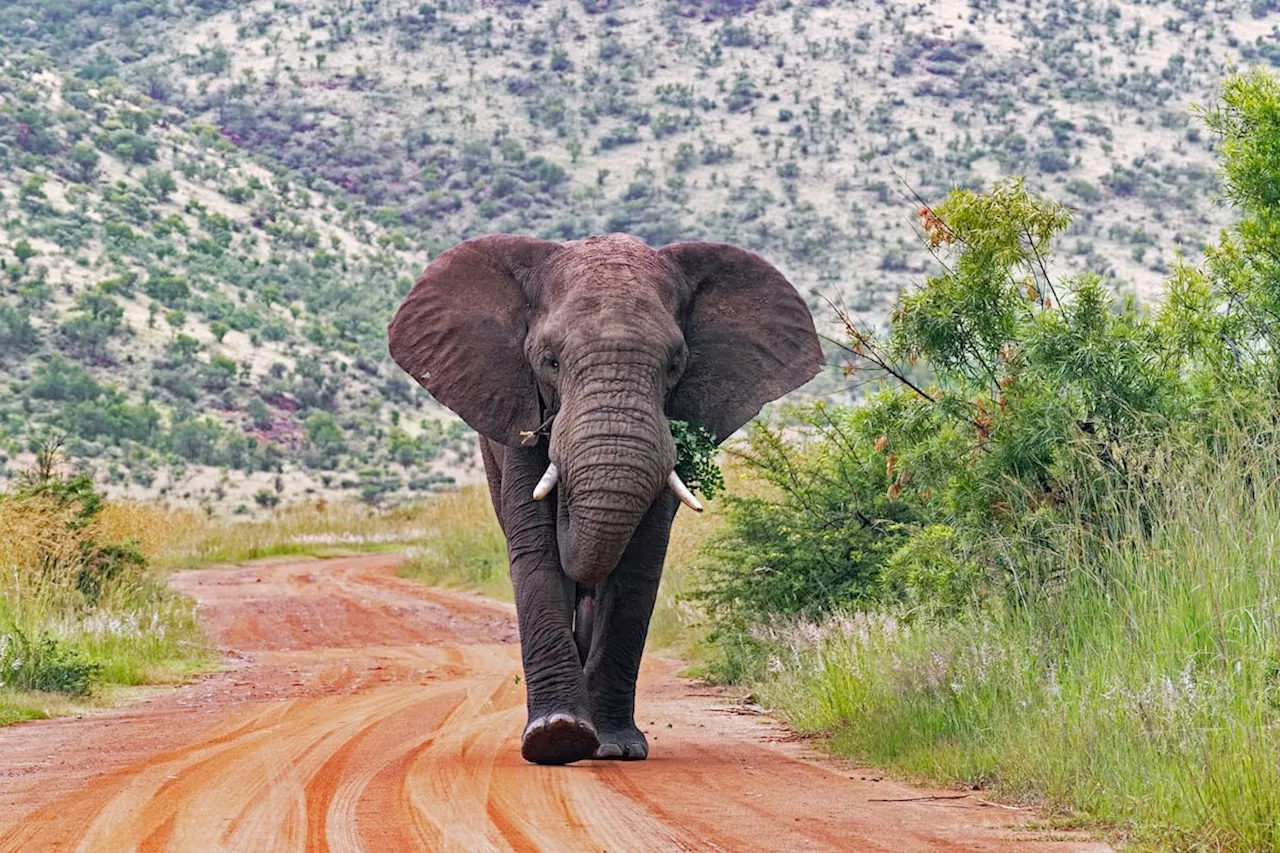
{"left": 0, "top": 459, "right": 213, "bottom": 724}
{"left": 156, "top": 499, "right": 442, "bottom": 568}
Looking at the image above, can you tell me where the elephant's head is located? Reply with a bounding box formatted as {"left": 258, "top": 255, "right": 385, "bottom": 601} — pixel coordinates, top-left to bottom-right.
{"left": 388, "top": 234, "right": 821, "bottom": 584}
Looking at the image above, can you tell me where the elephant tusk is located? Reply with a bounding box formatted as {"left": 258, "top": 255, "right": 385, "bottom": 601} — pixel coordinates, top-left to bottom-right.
{"left": 668, "top": 470, "right": 704, "bottom": 513}
{"left": 532, "top": 463, "right": 559, "bottom": 500}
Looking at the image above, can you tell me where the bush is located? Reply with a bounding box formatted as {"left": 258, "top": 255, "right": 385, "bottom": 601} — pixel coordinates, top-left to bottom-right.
{"left": 0, "top": 628, "right": 100, "bottom": 696}
{"left": 691, "top": 68, "right": 1280, "bottom": 848}
{"left": 695, "top": 409, "right": 916, "bottom": 626}
{"left": 254, "top": 488, "right": 281, "bottom": 508}
{"left": 1065, "top": 178, "right": 1101, "bottom": 203}
{"left": 753, "top": 428, "right": 1280, "bottom": 850}
{"left": 0, "top": 448, "right": 209, "bottom": 709}
{"left": 59, "top": 289, "right": 124, "bottom": 361}
{"left": 0, "top": 306, "right": 39, "bottom": 356}
{"left": 700, "top": 178, "right": 1200, "bottom": 635}
{"left": 94, "top": 129, "right": 157, "bottom": 164}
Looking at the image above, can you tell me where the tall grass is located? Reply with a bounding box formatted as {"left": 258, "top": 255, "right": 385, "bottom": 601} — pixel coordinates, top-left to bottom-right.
{"left": 395, "top": 486, "right": 512, "bottom": 599}
{"left": 751, "top": 432, "right": 1280, "bottom": 851}
{"left": 647, "top": 471, "right": 736, "bottom": 654}
{"left": 0, "top": 479, "right": 211, "bottom": 724}
{"left": 155, "top": 500, "right": 442, "bottom": 567}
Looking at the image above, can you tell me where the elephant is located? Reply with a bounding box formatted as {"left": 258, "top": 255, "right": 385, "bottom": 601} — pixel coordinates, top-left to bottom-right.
{"left": 388, "top": 233, "right": 821, "bottom": 765}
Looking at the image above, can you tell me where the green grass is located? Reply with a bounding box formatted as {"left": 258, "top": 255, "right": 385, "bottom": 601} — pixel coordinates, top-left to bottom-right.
{"left": 748, "top": 435, "right": 1280, "bottom": 851}
{"left": 0, "top": 476, "right": 216, "bottom": 726}
{"left": 154, "top": 501, "right": 444, "bottom": 569}
{"left": 0, "top": 578, "right": 213, "bottom": 723}
{"left": 395, "top": 486, "right": 513, "bottom": 601}
{"left": 0, "top": 688, "right": 74, "bottom": 725}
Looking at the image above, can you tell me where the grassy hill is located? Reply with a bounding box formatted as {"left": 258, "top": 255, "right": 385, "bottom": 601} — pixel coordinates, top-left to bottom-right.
{"left": 0, "top": 0, "right": 1272, "bottom": 512}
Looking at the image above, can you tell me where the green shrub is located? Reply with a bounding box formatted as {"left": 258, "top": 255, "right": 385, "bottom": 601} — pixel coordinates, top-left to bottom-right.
{"left": 670, "top": 419, "right": 723, "bottom": 499}
{"left": 699, "top": 69, "right": 1280, "bottom": 671}
{"left": 0, "top": 627, "right": 100, "bottom": 696}
{"left": 0, "top": 306, "right": 39, "bottom": 356}
{"left": 0, "top": 450, "right": 210, "bottom": 710}
{"left": 754, "top": 428, "right": 1280, "bottom": 850}
{"left": 677, "top": 65, "right": 1280, "bottom": 847}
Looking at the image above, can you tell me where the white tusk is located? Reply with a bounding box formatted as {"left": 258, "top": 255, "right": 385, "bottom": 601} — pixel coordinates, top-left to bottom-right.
{"left": 532, "top": 463, "right": 559, "bottom": 500}
{"left": 668, "top": 470, "right": 704, "bottom": 513}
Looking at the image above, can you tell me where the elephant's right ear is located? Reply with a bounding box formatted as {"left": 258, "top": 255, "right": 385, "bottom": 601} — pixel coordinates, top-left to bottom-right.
{"left": 388, "top": 235, "right": 561, "bottom": 447}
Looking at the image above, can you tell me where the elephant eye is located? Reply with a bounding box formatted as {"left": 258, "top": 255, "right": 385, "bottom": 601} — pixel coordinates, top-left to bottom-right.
{"left": 543, "top": 352, "right": 560, "bottom": 371}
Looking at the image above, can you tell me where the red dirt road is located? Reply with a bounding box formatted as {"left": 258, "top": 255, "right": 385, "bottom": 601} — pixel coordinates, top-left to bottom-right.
{"left": 0, "top": 555, "right": 1108, "bottom": 852}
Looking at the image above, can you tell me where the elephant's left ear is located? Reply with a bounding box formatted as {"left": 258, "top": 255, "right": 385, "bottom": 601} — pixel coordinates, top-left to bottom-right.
{"left": 660, "top": 242, "right": 823, "bottom": 443}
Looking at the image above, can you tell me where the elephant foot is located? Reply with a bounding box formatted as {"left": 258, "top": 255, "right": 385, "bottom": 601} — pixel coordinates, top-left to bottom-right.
{"left": 594, "top": 724, "right": 648, "bottom": 760}
{"left": 521, "top": 712, "right": 599, "bottom": 765}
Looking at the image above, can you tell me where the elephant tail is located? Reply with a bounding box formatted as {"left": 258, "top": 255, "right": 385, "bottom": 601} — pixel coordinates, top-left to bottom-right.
{"left": 573, "top": 584, "right": 596, "bottom": 666}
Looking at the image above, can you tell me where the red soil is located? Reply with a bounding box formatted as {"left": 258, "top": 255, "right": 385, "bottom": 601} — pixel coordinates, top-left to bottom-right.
{"left": 0, "top": 555, "right": 1108, "bottom": 852}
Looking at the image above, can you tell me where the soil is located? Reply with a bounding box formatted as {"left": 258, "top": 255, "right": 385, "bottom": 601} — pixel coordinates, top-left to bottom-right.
{"left": 0, "top": 555, "right": 1110, "bottom": 852}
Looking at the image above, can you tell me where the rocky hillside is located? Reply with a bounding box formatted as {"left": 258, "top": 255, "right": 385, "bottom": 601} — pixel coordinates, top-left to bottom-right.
{"left": 0, "top": 0, "right": 1271, "bottom": 511}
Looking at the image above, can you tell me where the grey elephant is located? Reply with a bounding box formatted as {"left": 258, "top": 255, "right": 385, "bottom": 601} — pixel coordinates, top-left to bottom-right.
{"left": 388, "top": 234, "right": 821, "bottom": 765}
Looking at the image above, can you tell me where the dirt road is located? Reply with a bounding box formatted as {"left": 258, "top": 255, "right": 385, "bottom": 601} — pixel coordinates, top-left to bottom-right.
{"left": 0, "top": 555, "right": 1107, "bottom": 852}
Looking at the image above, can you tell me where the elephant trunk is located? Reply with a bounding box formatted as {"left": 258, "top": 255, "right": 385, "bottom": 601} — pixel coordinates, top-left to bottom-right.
{"left": 551, "top": 382, "right": 675, "bottom": 585}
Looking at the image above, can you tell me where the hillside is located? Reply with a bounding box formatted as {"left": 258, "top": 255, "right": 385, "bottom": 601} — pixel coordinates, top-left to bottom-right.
{"left": 0, "top": 0, "right": 1272, "bottom": 512}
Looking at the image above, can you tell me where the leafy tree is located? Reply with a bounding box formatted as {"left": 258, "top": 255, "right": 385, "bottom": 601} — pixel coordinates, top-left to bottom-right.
{"left": 702, "top": 179, "right": 1192, "bottom": 626}
{"left": 1181, "top": 68, "right": 1280, "bottom": 382}
{"left": 142, "top": 168, "right": 177, "bottom": 201}
{"left": 699, "top": 70, "right": 1280, "bottom": 640}
{"left": 27, "top": 357, "right": 102, "bottom": 403}
{"left": 94, "top": 129, "right": 158, "bottom": 164}
{"left": 247, "top": 398, "right": 273, "bottom": 429}
{"left": 168, "top": 334, "right": 200, "bottom": 360}
{"left": 13, "top": 240, "right": 37, "bottom": 264}
{"left": 144, "top": 272, "right": 190, "bottom": 306}
{"left": 67, "top": 142, "right": 100, "bottom": 182}
{"left": 62, "top": 397, "right": 161, "bottom": 445}
{"left": 59, "top": 289, "right": 125, "bottom": 361}
{"left": 0, "top": 306, "right": 39, "bottom": 356}
{"left": 304, "top": 411, "right": 346, "bottom": 469}
{"left": 169, "top": 417, "right": 226, "bottom": 465}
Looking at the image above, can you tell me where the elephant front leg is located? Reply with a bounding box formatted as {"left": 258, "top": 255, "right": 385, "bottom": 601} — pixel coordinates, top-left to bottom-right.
{"left": 583, "top": 493, "right": 679, "bottom": 760}
{"left": 502, "top": 450, "right": 599, "bottom": 765}
{"left": 511, "top": 559, "right": 598, "bottom": 764}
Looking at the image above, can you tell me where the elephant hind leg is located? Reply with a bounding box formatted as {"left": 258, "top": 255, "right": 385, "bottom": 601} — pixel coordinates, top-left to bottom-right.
{"left": 573, "top": 585, "right": 596, "bottom": 665}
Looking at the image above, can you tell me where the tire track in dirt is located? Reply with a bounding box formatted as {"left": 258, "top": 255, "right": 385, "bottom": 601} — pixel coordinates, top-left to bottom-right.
{"left": 0, "top": 554, "right": 1109, "bottom": 852}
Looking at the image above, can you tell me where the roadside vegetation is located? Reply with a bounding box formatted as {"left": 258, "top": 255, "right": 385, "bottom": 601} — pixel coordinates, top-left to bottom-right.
{"left": 686, "top": 69, "right": 1280, "bottom": 851}
{"left": 0, "top": 441, "right": 210, "bottom": 725}
{"left": 159, "top": 497, "right": 442, "bottom": 567}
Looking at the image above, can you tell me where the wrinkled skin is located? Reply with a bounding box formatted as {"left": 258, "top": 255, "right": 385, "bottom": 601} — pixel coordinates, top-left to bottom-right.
{"left": 389, "top": 234, "right": 821, "bottom": 764}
